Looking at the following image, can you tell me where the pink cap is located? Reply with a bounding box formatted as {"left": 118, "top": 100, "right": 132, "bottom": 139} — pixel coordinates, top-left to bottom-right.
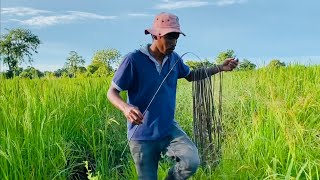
{"left": 145, "top": 12, "right": 186, "bottom": 36}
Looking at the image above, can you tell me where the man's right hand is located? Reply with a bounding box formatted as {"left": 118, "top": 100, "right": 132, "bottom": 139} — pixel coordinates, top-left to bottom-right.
{"left": 107, "top": 86, "right": 144, "bottom": 125}
{"left": 123, "top": 104, "right": 144, "bottom": 125}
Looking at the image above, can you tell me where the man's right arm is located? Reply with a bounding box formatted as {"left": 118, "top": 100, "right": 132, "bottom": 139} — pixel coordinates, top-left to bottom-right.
{"left": 107, "top": 86, "right": 144, "bottom": 125}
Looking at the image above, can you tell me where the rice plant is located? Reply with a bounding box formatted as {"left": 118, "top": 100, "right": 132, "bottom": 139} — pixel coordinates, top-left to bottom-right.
{"left": 1, "top": 65, "right": 319, "bottom": 179}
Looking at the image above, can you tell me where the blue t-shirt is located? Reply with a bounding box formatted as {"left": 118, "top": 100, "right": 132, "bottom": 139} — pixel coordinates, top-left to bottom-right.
{"left": 112, "top": 46, "right": 190, "bottom": 140}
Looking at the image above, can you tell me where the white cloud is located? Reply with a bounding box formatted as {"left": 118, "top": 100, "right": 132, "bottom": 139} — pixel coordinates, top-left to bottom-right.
{"left": 11, "top": 15, "right": 76, "bottom": 27}
{"left": 214, "top": 0, "right": 248, "bottom": 6}
{"left": 1, "top": 7, "right": 51, "bottom": 16}
{"left": 128, "top": 13, "right": 153, "bottom": 17}
{"left": 155, "top": 1, "right": 209, "bottom": 10}
{"left": 0, "top": 20, "right": 9, "bottom": 24}
{"left": 2, "top": 7, "right": 117, "bottom": 27}
{"left": 155, "top": 0, "right": 248, "bottom": 10}
{"left": 68, "top": 11, "right": 117, "bottom": 20}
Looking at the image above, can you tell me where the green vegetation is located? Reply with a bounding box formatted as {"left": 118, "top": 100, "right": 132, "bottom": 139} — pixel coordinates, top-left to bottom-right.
{"left": 185, "top": 59, "right": 213, "bottom": 70}
{"left": 268, "top": 59, "right": 286, "bottom": 68}
{"left": 87, "top": 48, "right": 121, "bottom": 77}
{"left": 1, "top": 27, "right": 319, "bottom": 179}
{"left": 0, "top": 28, "right": 40, "bottom": 78}
{"left": 237, "top": 59, "right": 257, "bottom": 71}
{"left": 1, "top": 65, "right": 319, "bottom": 179}
{"left": 215, "top": 49, "right": 235, "bottom": 64}
{"left": 64, "top": 51, "right": 86, "bottom": 78}
{"left": 0, "top": 29, "right": 122, "bottom": 79}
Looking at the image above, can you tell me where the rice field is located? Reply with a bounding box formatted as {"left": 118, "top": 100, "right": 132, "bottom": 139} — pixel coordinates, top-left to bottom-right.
{"left": 1, "top": 65, "right": 319, "bottom": 179}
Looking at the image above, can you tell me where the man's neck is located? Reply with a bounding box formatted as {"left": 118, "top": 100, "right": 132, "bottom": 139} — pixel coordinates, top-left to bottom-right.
{"left": 148, "top": 44, "right": 165, "bottom": 64}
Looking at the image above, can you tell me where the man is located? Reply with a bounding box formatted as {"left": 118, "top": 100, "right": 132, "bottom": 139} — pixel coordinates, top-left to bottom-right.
{"left": 107, "top": 12, "right": 238, "bottom": 180}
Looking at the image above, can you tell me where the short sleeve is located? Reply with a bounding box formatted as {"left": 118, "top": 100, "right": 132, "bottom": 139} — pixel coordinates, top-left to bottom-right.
{"left": 112, "top": 54, "right": 134, "bottom": 91}
{"left": 176, "top": 55, "right": 190, "bottom": 78}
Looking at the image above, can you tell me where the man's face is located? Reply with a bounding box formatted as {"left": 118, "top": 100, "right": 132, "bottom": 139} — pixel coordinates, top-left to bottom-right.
{"left": 156, "top": 32, "right": 180, "bottom": 55}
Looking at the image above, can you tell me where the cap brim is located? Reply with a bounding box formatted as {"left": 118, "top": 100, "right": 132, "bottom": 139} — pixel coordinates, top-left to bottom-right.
{"left": 144, "top": 28, "right": 154, "bottom": 35}
{"left": 145, "top": 28, "right": 186, "bottom": 36}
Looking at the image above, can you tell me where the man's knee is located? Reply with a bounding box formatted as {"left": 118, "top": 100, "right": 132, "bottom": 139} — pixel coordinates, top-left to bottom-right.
{"left": 186, "top": 154, "right": 200, "bottom": 174}
{"left": 172, "top": 154, "right": 200, "bottom": 179}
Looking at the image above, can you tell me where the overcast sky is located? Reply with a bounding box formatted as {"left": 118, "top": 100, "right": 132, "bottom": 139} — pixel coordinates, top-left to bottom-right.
{"left": 1, "top": 0, "right": 320, "bottom": 71}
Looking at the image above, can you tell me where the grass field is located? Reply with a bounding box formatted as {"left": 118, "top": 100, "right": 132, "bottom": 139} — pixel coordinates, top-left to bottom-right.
{"left": 1, "top": 65, "right": 319, "bottom": 179}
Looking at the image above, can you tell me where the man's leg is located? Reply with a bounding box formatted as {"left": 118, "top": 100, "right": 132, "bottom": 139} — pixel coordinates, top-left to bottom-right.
{"left": 129, "top": 140, "right": 161, "bottom": 180}
{"left": 164, "top": 126, "right": 200, "bottom": 180}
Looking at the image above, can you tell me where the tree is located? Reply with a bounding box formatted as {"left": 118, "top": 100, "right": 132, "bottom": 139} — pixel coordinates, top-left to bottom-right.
{"left": 268, "top": 59, "right": 286, "bottom": 68}
{"left": 43, "top": 71, "right": 55, "bottom": 79}
{"left": 54, "top": 68, "right": 68, "bottom": 78}
{"left": 88, "top": 48, "right": 121, "bottom": 76}
{"left": 185, "top": 59, "right": 213, "bottom": 70}
{"left": 0, "top": 28, "right": 41, "bottom": 78}
{"left": 87, "top": 59, "right": 109, "bottom": 77}
{"left": 185, "top": 60, "right": 199, "bottom": 70}
{"left": 78, "top": 66, "right": 87, "bottom": 73}
{"left": 19, "top": 66, "right": 43, "bottom": 79}
{"left": 215, "top": 49, "right": 235, "bottom": 64}
{"left": 64, "top": 51, "right": 85, "bottom": 77}
{"left": 92, "top": 48, "right": 121, "bottom": 72}
{"left": 238, "top": 59, "right": 256, "bottom": 71}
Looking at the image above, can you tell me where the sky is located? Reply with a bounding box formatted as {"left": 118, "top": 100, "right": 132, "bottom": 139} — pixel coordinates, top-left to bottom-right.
{"left": 1, "top": 0, "right": 320, "bottom": 71}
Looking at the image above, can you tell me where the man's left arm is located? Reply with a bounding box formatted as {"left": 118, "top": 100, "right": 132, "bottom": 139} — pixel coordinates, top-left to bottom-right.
{"left": 184, "top": 58, "right": 239, "bottom": 82}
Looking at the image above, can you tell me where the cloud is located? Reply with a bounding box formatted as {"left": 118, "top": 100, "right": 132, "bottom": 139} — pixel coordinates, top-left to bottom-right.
{"left": 1, "top": 7, "right": 51, "bottom": 16}
{"left": 214, "top": 0, "right": 248, "bottom": 6}
{"left": 11, "top": 15, "right": 77, "bottom": 27}
{"left": 128, "top": 13, "right": 153, "bottom": 17}
{"left": 155, "top": 0, "right": 248, "bottom": 10}
{"left": 2, "top": 7, "right": 117, "bottom": 27}
{"left": 155, "top": 1, "right": 209, "bottom": 10}
{"left": 0, "top": 20, "right": 9, "bottom": 24}
{"left": 67, "top": 11, "right": 117, "bottom": 20}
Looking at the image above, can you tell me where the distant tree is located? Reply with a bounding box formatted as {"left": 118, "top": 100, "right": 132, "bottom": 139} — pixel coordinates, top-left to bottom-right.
{"left": 0, "top": 28, "right": 41, "bottom": 78}
{"left": 203, "top": 59, "right": 214, "bottom": 67}
{"left": 185, "top": 59, "right": 213, "bottom": 70}
{"left": 87, "top": 60, "right": 109, "bottom": 77}
{"left": 64, "top": 51, "right": 85, "bottom": 77}
{"left": 93, "top": 48, "right": 121, "bottom": 71}
{"left": 185, "top": 60, "right": 199, "bottom": 70}
{"left": 54, "top": 68, "right": 68, "bottom": 77}
{"left": 78, "top": 66, "right": 87, "bottom": 73}
{"left": 215, "top": 49, "right": 235, "bottom": 64}
{"left": 19, "top": 66, "right": 43, "bottom": 79}
{"left": 43, "top": 71, "right": 55, "bottom": 78}
{"left": 88, "top": 48, "right": 121, "bottom": 76}
{"left": 87, "top": 62, "right": 100, "bottom": 74}
{"left": 268, "top": 59, "right": 286, "bottom": 68}
{"left": 7, "top": 67, "right": 23, "bottom": 77}
{"left": 238, "top": 59, "right": 256, "bottom": 71}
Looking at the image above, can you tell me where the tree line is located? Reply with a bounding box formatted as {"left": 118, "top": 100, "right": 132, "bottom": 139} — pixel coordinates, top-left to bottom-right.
{"left": 0, "top": 28, "right": 286, "bottom": 79}
{"left": 185, "top": 49, "right": 286, "bottom": 71}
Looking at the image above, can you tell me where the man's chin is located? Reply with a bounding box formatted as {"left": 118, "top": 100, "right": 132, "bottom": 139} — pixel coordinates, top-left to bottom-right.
{"left": 166, "top": 49, "right": 174, "bottom": 55}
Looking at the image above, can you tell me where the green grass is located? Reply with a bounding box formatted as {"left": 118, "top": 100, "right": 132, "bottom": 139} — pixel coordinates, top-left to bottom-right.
{"left": 0, "top": 78, "right": 129, "bottom": 179}
{"left": 1, "top": 65, "right": 319, "bottom": 179}
{"left": 176, "top": 65, "right": 320, "bottom": 179}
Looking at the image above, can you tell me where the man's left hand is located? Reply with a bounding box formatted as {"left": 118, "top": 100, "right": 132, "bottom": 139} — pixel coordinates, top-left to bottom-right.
{"left": 221, "top": 58, "right": 239, "bottom": 71}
